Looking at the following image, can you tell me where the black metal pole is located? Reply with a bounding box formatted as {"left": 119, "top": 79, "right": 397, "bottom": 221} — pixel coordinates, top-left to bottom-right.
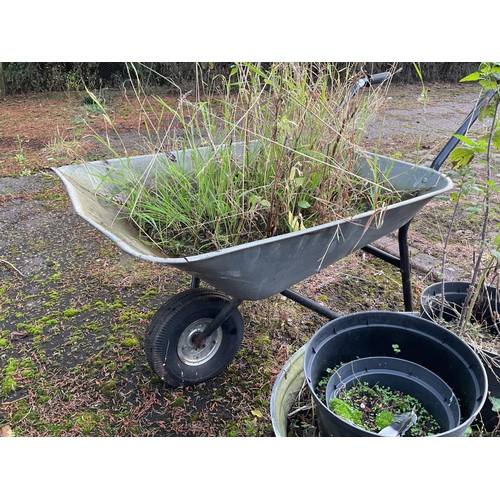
{"left": 280, "top": 289, "right": 340, "bottom": 320}
{"left": 430, "top": 89, "right": 495, "bottom": 171}
{"left": 362, "top": 244, "right": 401, "bottom": 268}
{"left": 398, "top": 222, "right": 413, "bottom": 312}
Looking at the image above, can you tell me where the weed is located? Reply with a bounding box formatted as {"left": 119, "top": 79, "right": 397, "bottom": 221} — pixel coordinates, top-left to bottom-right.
{"left": 16, "top": 321, "right": 44, "bottom": 336}
{"left": 330, "top": 397, "right": 363, "bottom": 425}
{"left": 1, "top": 357, "right": 36, "bottom": 396}
{"left": 439, "top": 63, "right": 500, "bottom": 342}
{"left": 1, "top": 375, "right": 17, "bottom": 396}
{"left": 82, "top": 91, "right": 107, "bottom": 115}
{"left": 14, "top": 135, "right": 29, "bottom": 170}
{"left": 44, "top": 127, "right": 83, "bottom": 162}
{"left": 99, "top": 379, "right": 118, "bottom": 396}
{"left": 392, "top": 343, "right": 401, "bottom": 354}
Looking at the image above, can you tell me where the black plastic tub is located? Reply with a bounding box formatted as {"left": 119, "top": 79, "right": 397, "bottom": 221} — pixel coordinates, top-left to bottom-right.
{"left": 304, "top": 311, "right": 488, "bottom": 437}
{"left": 324, "top": 356, "right": 461, "bottom": 436}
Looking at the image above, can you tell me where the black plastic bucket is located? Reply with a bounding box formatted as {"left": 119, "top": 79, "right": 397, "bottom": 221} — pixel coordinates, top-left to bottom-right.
{"left": 304, "top": 311, "right": 488, "bottom": 437}
{"left": 324, "top": 356, "right": 461, "bottom": 436}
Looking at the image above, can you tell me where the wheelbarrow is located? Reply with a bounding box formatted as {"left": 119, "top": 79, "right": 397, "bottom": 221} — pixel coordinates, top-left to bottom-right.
{"left": 53, "top": 79, "right": 494, "bottom": 387}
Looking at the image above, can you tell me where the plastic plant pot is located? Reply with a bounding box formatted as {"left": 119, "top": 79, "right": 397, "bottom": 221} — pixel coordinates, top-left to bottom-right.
{"left": 270, "top": 345, "right": 307, "bottom": 437}
{"left": 303, "top": 311, "right": 488, "bottom": 437}
{"left": 324, "top": 356, "right": 461, "bottom": 437}
{"left": 420, "top": 281, "right": 500, "bottom": 328}
{"left": 420, "top": 281, "right": 500, "bottom": 433}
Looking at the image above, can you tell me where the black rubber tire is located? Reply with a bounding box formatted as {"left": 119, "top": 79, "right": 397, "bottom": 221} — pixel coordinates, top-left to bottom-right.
{"left": 144, "top": 288, "right": 199, "bottom": 370}
{"left": 145, "top": 288, "right": 244, "bottom": 387}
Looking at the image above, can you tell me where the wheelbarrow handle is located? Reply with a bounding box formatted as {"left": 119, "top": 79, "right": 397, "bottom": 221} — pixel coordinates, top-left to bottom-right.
{"left": 430, "top": 87, "right": 497, "bottom": 171}
{"left": 356, "top": 71, "right": 394, "bottom": 91}
{"left": 368, "top": 71, "right": 393, "bottom": 86}
{"left": 345, "top": 69, "right": 399, "bottom": 105}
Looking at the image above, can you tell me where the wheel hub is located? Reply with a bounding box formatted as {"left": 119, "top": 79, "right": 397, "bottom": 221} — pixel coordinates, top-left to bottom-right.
{"left": 177, "top": 318, "right": 223, "bottom": 366}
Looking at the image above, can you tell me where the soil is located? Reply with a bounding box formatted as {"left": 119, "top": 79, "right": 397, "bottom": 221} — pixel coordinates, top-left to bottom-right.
{"left": 0, "top": 82, "right": 498, "bottom": 437}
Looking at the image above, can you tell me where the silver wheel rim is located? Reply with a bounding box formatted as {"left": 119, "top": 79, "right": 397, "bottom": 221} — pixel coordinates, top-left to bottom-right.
{"left": 177, "top": 318, "right": 223, "bottom": 366}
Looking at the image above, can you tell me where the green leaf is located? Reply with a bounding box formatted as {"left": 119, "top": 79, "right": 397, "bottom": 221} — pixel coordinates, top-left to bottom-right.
{"left": 485, "top": 179, "right": 500, "bottom": 192}
{"left": 453, "top": 134, "right": 476, "bottom": 147}
{"left": 329, "top": 398, "right": 363, "bottom": 425}
{"left": 465, "top": 206, "right": 481, "bottom": 215}
{"left": 449, "top": 191, "right": 462, "bottom": 203}
{"left": 259, "top": 199, "right": 271, "bottom": 208}
{"left": 298, "top": 200, "right": 311, "bottom": 209}
{"left": 493, "top": 129, "right": 500, "bottom": 152}
{"left": 479, "top": 80, "right": 498, "bottom": 91}
{"left": 375, "top": 410, "right": 394, "bottom": 430}
{"left": 459, "top": 72, "right": 481, "bottom": 82}
{"left": 449, "top": 147, "right": 475, "bottom": 168}
{"left": 244, "top": 63, "right": 273, "bottom": 85}
{"left": 490, "top": 69, "right": 500, "bottom": 82}
{"left": 251, "top": 409, "right": 263, "bottom": 418}
{"left": 490, "top": 396, "right": 500, "bottom": 413}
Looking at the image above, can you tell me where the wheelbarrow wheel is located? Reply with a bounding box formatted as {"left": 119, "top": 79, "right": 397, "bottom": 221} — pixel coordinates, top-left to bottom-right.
{"left": 145, "top": 288, "right": 244, "bottom": 387}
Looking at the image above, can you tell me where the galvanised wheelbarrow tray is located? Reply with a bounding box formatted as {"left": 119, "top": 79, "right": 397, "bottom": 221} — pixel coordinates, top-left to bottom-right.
{"left": 54, "top": 143, "right": 452, "bottom": 387}
{"left": 53, "top": 82, "right": 495, "bottom": 388}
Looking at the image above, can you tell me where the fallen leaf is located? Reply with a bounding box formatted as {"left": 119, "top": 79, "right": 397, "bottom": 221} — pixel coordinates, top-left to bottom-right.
{"left": 0, "top": 426, "right": 14, "bottom": 437}
{"left": 10, "top": 331, "right": 29, "bottom": 341}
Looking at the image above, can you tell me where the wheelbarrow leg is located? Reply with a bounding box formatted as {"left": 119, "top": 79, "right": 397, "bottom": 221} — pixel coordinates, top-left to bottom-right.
{"left": 188, "top": 277, "right": 241, "bottom": 340}
{"left": 398, "top": 221, "right": 413, "bottom": 312}
{"left": 195, "top": 297, "right": 243, "bottom": 342}
{"left": 362, "top": 221, "right": 414, "bottom": 312}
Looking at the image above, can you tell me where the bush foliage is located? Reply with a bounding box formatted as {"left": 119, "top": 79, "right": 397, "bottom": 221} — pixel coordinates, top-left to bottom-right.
{"left": 1, "top": 62, "right": 481, "bottom": 95}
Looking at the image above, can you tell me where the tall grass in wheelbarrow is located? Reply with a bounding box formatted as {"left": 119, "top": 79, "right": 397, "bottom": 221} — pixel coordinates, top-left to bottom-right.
{"left": 87, "top": 62, "right": 401, "bottom": 257}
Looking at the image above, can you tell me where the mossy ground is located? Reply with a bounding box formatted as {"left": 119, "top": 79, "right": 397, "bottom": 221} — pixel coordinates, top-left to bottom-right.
{"left": 1, "top": 83, "right": 498, "bottom": 436}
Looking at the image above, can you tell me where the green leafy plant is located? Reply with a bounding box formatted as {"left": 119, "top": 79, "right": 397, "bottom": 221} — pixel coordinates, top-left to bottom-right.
{"left": 374, "top": 409, "right": 395, "bottom": 429}
{"left": 437, "top": 63, "right": 500, "bottom": 358}
{"left": 491, "top": 396, "right": 500, "bottom": 413}
{"left": 14, "top": 134, "right": 29, "bottom": 171}
{"left": 329, "top": 397, "right": 363, "bottom": 426}
{"left": 82, "top": 91, "right": 107, "bottom": 114}
{"left": 392, "top": 343, "right": 401, "bottom": 354}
